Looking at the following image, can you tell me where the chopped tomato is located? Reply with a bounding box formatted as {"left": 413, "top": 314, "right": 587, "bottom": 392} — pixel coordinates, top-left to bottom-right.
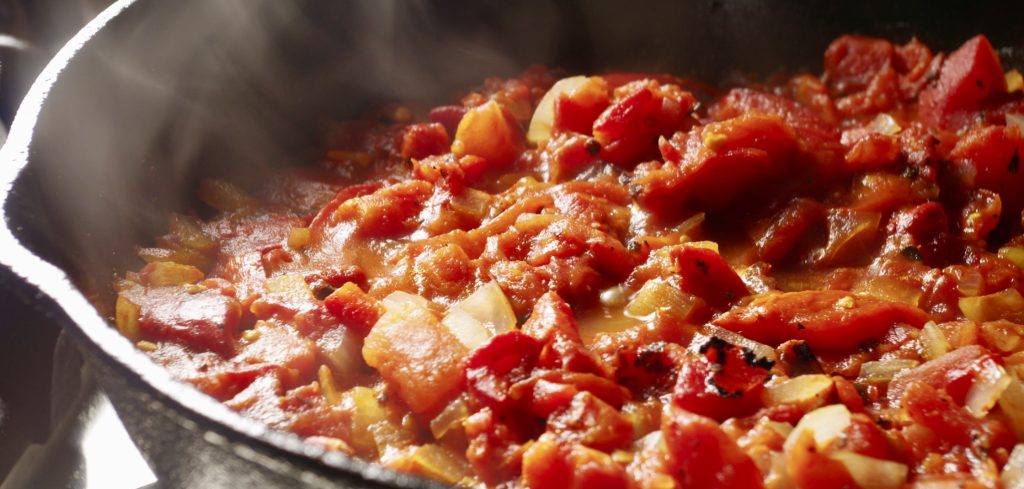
{"left": 672, "top": 339, "right": 771, "bottom": 420}
{"left": 713, "top": 290, "right": 929, "bottom": 351}
{"left": 919, "top": 35, "right": 1007, "bottom": 129}
{"left": 661, "top": 405, "right": 765, "bottom": 489}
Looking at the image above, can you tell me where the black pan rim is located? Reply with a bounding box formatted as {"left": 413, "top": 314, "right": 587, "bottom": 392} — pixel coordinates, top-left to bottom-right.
{"left": 0, "top": 1, "right": 445, "bottom": 487}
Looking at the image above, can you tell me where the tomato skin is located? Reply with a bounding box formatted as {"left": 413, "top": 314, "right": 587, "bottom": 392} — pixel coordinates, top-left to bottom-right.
{"left": 553, "top": 76, "right": 610, "bottom": 135}
{"left": 842, "top": 413, "right": 895, "bottom": 459}
{"left": 400, "top": 122, "right": 449, "bottom": 160}
{"left": 713, "top": 290, "right": 929, "bottom": 351}
{"left": 887, "top": 344, "right": 992, "bottom": 406}
{"left": 901, "top": 381, "right": 981, "bottom": 446}
{"left": 949, "top": 124, "right": 1024, "bottom": 217}
{"left": 919, "top": 35, "right": 1006, "bottom": 129}
{"left": 428, "top": 104, "right": 467, "bottom": 137}
{"left": 825, "top": 35, "right": 896, "bottom": 94}
{"left": 887, "top": 202, "right": 952, "bottom": 265}
{"left": 752, "top": 198, "right": 826, "bottom": 265}
{"left": 322, "top": 283, "right": 381, "bottom": 336}
{"left": 672, "top": 340, "right": 770, "bottom": 421}
{"left": 712, "top": 88, "right": 841, "bottom": 168}
{"left": 633, "top": 112, "right": 800, "bottom": 217}
{"left": 122, "top": 286, "right": 242, "bottom": 355}
{"left": 672, "top": 246, "right": 749, "bottom": 310}
{"left": 521, "top": 434, "right": 629, "bottom": 489}
{"left": 661, "top": 405, "right": 764, "bottom": 489}
{"left": 521, "top": 292, "right": 609, "bottom": 376}
{"left": 465, "top": 331, "right": 543, "bottom": 412}
{"left": 785, "top": 430, "right": 858, "bottom": 489}
{"left": 592, "top": 80, "right": 695, "bottom": 167}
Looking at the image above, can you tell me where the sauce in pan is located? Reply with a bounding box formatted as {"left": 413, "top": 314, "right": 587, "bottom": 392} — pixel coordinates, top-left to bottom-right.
{"left": 115, "top": 34, "right": 1024, "bottom": 488}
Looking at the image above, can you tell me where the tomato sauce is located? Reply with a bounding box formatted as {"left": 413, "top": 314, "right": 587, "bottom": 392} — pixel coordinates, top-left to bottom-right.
{"left": 115, "top": 34, "right": 1024, "bottom": 488}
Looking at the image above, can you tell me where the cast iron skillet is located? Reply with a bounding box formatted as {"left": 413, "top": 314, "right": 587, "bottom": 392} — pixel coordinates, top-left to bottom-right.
{"left": 1, "top": 0, "right": 1023, "bottom": 487}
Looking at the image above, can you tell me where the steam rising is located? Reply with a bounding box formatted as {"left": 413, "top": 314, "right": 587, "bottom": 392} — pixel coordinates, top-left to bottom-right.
{"left": 10, "top": 0, "right": 1019, "bottom": 298}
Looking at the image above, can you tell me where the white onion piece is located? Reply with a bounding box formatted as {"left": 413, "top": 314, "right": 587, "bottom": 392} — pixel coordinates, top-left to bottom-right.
{"left": 872, "top": 113, "right": 902, "bottom": 135}
{"left": 441, "top": 281, "right": 516, "bottom": 349}
{"left": 442, "top": 309, "right": 494, "bottom": 349}
{"left": 830, "top": 451, "right": 908, "bottom": 489}
{"left": 784, "top": 404, "right": 851, "bottom": 453}
{"left": 381, "top": 291, "right": 431, "bottom": 314}
{"left": 965, "top": 358, "right": 1012, "bottom": 417}
{"left": 527, "top": 76, "right": 588, "bottom": 145}
{"left": 763, "top": 375, "right": 834, "bottom": 410}
{"left": 1000, "top": 379, "right": 1024, "bottom": 439}
{"left": 1002, "top": 444, "right": 1024, "bottom": 489}
{"left": 857, "top": 359, "right": 919, "bottom": 385}
{"left": 429, "top": 396, "right": 470, "bottom": 440}
{"left": 919, "top": 321, "right": 951, "bottom": 361}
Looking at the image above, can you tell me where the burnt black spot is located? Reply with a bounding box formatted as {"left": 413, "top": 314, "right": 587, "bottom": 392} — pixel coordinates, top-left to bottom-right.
{"left": 585, "top": 138, "right": 602, "bottom": 156}
{"left": 695, "top": 260, "right": 709, "bottom": 274}
{"left": 741, "top": 348, "right": 775, "bottom": 370}
{"left": 976, "top": 78, "right": 985, "bottom": 89}
{"left": 901, "top": 246, "right": 923, "bottom": 262}
{"left": 874, "top": 417, "right": 892, "bottom": 430}
{"left": 796, "top": 322, "right": 806, "bottom": 331}
{"left": 902, "top": 164, "right": 920, "bottom": 179}
{"left": 698, "top": 336, "right": 730, "bottom": 355}
{"left": 634, "top": 342, "right": 673, "bottom": 372}
{"left": 793, "top": 342, "right": 815, "bottom": 362}
{"left": 706, "top": 377, "right": 744, "bottom": 398}
{"left": 1010, "top": 149, "right": 1020, "bottom": 174}
{"left": 724, "top": 290, "right": 735, "bottom": 301}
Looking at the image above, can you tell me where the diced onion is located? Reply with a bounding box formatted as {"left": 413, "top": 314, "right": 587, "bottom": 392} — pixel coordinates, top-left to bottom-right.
{"left": 1002, "top": 444, "right": 1024, "bottom": 489}
{"left": 317, "top": 326, "right": 364, "bottom": 376}
{"left": 429, "top": 397, "right": 469, "bottom": 440}
{"left": 957, "top": 267, "right": 984, "bottom": 297}
{"left": 381, "top": 291, "right": 431, "bottom": 314}
{"left": 599, "top": 284, "right": 631, "bottom": 308}
{"left": 441, "top": 281, "right": 516, "bottom": 349}
{"left": 690, "top": 324, "right": 778, "bottom": 364}
{"left": 625, "top": 278, "right": 702, "bottom": 321}
{"left": 829, "top": 451, "right": 908, "bottom": 489}
{"left": 784, "top": 404, "right": 851, "bottom": 453}
{"left": 980, "top": 320, "right": 1024, "bottom": 353}
{"left": 999, "top": 379, "right": 1024, "bottom": 440}
{"left": 396, "top": 444, "right": 471, "bottom": 485}
{"left": 441, "top": 310, "right": 493, "bottom": 350}
{"left": 960, "top": 289, "right": 1024, "bottom": 323}
{"left": 999, "top": 246, "right": 1024, "bottom": 271}
{"left": 919, "top": 321, "right": 951, "bottom": 361}
{"left": 763, "top": 374, "right": 834, "bottom": 410}
{"left": 527, "top": 76, "right": 587, "bottom": 145}
{"left": 115, "top": 295, "right": 142, "bottom": 341}
{"left": 965, "top": 358, "right": 1012, "bottom": 417}
{"left": 264, "top": 273, "right": 314, "bottom": 301}
{"left": 868, "top": 113, "right": 902, "bottom": 136}
{"left": 857, "top": 359, "right": 919, "bottom": 385}
{"left": 318, "top": 365, "right": 341, "bottom": 405}
{"left": 852, "top": 276, "right": 922, "bottom": 307}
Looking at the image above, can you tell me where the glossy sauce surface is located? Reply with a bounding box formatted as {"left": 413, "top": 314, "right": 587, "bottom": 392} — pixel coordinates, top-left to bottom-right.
{"left": 114, "top": 34, "right": 1024, "bottom": 488}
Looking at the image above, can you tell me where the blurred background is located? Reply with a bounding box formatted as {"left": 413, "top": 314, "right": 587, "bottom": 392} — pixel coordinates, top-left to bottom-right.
{"left": 0, "top": 3, "right": 159, "bottom": 489}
